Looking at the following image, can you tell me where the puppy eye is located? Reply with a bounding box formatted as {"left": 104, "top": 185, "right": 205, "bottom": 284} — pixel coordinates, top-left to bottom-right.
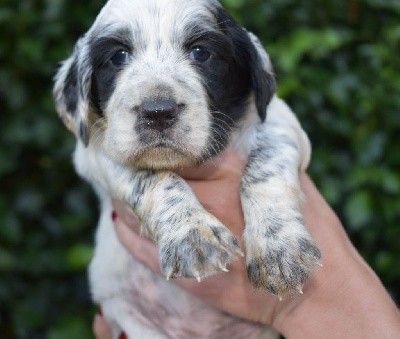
{"left": 110, "top": 49, "right": 130, "bottom": 67}
{"left": 190, "top": 46, "right": 211, "bottom": 62}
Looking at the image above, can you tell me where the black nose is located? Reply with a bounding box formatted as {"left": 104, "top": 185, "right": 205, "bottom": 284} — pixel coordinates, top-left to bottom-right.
{"left": 140, "top": 99, "right": 179, "bottom": 130}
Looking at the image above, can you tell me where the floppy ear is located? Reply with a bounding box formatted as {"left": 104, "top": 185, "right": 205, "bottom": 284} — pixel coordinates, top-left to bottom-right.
{"left": 245, "top": 31, "right": 276, "bottom": 121}
{"left": 216, "top": 7, "right": 275, "bottom": 121}
{"left": 53, "top": 38, "right": 93, "bottom": 145}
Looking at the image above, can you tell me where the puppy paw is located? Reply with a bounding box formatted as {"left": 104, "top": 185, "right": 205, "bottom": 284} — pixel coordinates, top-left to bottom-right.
{"left": 159, "top": 215, "right": 243, "bottom": 281}
{"left": 246, "top": 227, "right": 321, "bottom": 300}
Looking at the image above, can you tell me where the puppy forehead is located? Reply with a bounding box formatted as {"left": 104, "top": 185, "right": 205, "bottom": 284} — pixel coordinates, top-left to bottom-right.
{"left": 92, "top": 0, "right": 219, "bottom": 37}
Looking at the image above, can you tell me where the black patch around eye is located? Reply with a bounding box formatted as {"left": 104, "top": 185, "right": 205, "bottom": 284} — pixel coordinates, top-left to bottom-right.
{"left": 90, "top": 66, "right": 118, "bottom": 114}
{"left": 188, "top": 9, "right": 262, "bottom": 159}
{"left": 197, "top": 40, "right": 252, "bottom": 115}
{"left": 90, "top": 41, "right": 131, "bottom": 69}
{"left": 184, "top": 28, "right": 233, "bottom": 60}
{"left": 88, "top": 28, "right": 133, "bottom": 113}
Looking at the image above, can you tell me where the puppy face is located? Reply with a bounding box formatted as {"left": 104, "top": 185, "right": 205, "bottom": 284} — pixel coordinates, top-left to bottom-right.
{"left": 54, "top": 0, "right": 275, "bottom": 169}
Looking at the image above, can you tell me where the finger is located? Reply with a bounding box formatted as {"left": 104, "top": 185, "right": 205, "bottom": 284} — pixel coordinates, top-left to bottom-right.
{"left": 112, "top": 199, "right": 141, "bottom": 233}
{"left": 175, "top": 146, "right": 246, "bottom": 181}
{"left": 114, "top": 216, "right": 161, "bottom": 274}
{"left": 93, "top": 313, "right": 112, "bottom": 339}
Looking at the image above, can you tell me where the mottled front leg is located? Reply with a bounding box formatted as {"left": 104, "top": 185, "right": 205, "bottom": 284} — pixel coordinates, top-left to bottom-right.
{"left": 76, "top": 146, "right": 242, "bottom": 281}
{"left": 240, "top": 98, "right": 321, "bottom": 299}
{"left": 129, "top": 171, "right": 243, "bottom": 280}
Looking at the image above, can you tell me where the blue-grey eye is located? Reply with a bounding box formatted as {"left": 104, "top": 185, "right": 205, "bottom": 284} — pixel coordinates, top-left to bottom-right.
{"left": 110, "top": 49, "right": 130, "bottom": 66}
{"left": 190, "top": 46, "right": 211, "bottom": 62}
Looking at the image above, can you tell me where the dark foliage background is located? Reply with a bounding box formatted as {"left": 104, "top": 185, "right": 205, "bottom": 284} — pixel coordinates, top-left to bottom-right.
{"left": 1, "top": 0, "right": 399, "bottom": 337}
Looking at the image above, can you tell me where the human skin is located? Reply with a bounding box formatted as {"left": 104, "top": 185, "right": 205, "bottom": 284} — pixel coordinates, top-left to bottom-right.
{"left": 93, "top": 148, "right": 400, "bottom": 338}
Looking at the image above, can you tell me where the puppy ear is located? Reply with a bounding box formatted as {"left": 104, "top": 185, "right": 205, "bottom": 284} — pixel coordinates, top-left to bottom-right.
{"left": 216, "top": 8, "right": 275, "bottom": 121}
{"left": 245, "top": 32, "right": 276, "bottom": 121}
{"left": 53, "top": 38, "right": 92, "bottom": 145}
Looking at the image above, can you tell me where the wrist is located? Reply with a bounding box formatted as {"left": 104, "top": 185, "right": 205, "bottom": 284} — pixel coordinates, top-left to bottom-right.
{"left": 271, "top": 243, "right": 400, "bottom": 338}
{"left": 271, "top": 250, "right": 352, "bottom": 336}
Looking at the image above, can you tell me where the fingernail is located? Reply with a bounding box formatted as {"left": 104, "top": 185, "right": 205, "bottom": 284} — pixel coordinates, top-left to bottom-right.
{"left": 112, "top": 211, "right": 118, "bottom": 222}
{"left": 119, "top": 332, "right": 127, "bottom": 339}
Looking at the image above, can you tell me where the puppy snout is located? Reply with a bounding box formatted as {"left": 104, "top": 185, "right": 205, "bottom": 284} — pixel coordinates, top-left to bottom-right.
{"left": 140, "top": 99, "right": 179, "bottom": 130}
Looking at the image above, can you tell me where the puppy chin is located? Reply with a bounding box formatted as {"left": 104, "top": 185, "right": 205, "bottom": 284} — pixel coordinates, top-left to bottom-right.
{"left": 132, "top": 147, "right": 198, "bottom": 170}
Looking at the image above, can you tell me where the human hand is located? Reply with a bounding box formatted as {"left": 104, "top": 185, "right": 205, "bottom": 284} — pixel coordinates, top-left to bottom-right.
{"left": 94, "top": 147, "right": 400, "bottom": 338}
{"left": 111, "top": 148, "right": 282, "bottom": 324}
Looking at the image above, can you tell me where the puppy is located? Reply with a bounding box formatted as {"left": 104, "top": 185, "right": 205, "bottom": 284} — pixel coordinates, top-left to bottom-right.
{"left": 53, "top": 0, "right": 321, "bottom": 337}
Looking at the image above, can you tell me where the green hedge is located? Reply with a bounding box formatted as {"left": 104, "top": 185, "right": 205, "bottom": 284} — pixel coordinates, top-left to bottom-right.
{"left": 1, "top": 0, "right": 399, "bottom": 337}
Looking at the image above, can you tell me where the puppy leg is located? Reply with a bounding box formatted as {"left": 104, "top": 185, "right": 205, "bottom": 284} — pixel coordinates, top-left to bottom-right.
{"left": 240, "top": 98, "right": 321, "bottom": 299}
{"left": 130, "top": 170, "right": 244, "bottom": 280}
{"left": 75, "top": 145, "right": 242, "bottom": 281}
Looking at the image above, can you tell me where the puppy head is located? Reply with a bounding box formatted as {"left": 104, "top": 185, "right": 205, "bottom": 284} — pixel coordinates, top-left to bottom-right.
{"left": 53, "top": 0, "right": 275, "bottom": 169}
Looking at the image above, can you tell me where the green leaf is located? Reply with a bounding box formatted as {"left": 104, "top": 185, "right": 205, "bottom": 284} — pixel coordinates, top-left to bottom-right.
{"left": 270, "top": 28, "right": 353, "bottom": 73}
{"left": 47, "top": 316, "right": 93, "bottom": 339}
{"left": 345, "top": 191, "right": 373, "bottom": 231}
{"left": 66, "top": 244, "right": 94, "bottom": 271}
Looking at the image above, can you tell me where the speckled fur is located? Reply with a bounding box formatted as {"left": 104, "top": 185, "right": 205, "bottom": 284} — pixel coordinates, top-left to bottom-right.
{"left": 241, "top": 98, "right": 321, "bottom": 299}
{"left": 54, "top": 0, "right": 320, "bottom": 337}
